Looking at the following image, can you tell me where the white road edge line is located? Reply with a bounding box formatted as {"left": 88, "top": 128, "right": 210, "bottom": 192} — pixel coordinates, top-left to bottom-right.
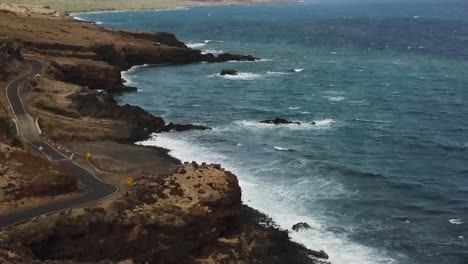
{"left": 5, "top": 62, "right": 32, "bottom": 116}
{"left": 1, "top": 186, "right": 119, "bottom": 230}
{"left": 41, "top": 140, "right": 112, "bottom": 184}
{"left": 1, "top": 60, "right": 120, "bottom": 229}
{"left": 12, "top": 118, "right": 19, "bottom": 136}
{"left": 35, "top": 117, "right": 42, "bottom": 135}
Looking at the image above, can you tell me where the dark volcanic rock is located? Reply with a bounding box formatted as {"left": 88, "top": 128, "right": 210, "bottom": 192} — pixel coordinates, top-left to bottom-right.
{"left": 241, "top": 206, "right": 328, "bottom": 263}
{"left": 119, "top": 30, "right": 188, "bottom": 48}
{"left": 260, "top": 118, "right": 301, "bottom": 125}
{"left": 311, "top": 250, "right": 329, "bottom": 260}
{"left": 220, "top": 69, "right": 238, "bottom": 76}
{"left": 163, "top": 122, "right": 211, "bottom": 132}
{"left": 69, "top": 91, "right": 165, "bottom": 140}
{"left": 68, "top": 90, "right": 212, "bottom": 141}
{"left": 292, "top": 222, "right": 312, "bottom": 232}
{"left": 47, "top": 60, "right": 130, "bottom": 92}
{"left": 204, "top": 52, "right": 257, "bottom": 62}
{"left": 215, "top": 53, "right": 257, "bottom": 62}
{"left": 0, "top": 39, "right": 23, "bottom": 80}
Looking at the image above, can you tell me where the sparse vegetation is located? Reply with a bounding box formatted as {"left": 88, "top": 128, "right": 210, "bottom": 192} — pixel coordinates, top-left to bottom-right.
{"left": 1, "top": 0, "right": 270, "bottom": 13}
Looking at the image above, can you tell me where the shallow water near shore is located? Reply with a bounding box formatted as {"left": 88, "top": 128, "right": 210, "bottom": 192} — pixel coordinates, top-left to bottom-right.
{"left": 80, "top": 2, "right": 468, "bottom": 263}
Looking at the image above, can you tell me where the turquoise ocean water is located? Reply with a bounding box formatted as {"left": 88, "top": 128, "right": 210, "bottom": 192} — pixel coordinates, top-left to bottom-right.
{"left": 79, "top": 2, "right": 468, "bottom": 263}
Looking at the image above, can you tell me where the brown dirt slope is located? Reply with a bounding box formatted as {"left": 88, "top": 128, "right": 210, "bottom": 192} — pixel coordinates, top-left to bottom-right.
{"left": 0, "top": 144, "right": 78, "bottom": 213}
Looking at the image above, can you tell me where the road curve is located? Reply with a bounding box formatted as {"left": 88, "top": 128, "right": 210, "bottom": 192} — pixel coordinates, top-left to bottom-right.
{"left": 0, "top": 59, "right": 118, "bottom": 229}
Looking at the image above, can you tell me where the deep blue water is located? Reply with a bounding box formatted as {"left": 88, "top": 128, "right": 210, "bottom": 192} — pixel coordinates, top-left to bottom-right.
{"left": 80, "top": 2, "right": 468, "bottom": 263}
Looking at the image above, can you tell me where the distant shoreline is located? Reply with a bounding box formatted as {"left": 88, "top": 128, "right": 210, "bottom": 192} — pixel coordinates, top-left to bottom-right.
{"left": 66, "top": 6, "right": 190, "bottom": 18}
{"left": 3, "top": 0, "right": 279, "bottom": 14}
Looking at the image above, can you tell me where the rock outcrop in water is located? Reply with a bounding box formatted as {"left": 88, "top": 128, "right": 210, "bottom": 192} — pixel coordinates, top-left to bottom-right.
{"left": 260, "top": 118, "right": 302, "bottom": 125}
{"left": 259, "top": 118, "right": 317, "bottom": 126}
{"left": 220, "top": 69, "right": 239, "bottom": 75}
{"left": 292, "top": 222, "right": 312, "bottom": 231}
{"left": 163, "top": 122, "right": 211, "bottom": 132}
{"left": 118, "top": 30, "right": 188, "bottom": 49}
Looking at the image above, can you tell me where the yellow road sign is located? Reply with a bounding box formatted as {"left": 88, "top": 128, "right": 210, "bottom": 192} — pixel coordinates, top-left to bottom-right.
{"left": 86, "top": 152, "right": 92, "bottom": 159}
{"left": 127, "top": 178, "right": 133, "bottom": 185}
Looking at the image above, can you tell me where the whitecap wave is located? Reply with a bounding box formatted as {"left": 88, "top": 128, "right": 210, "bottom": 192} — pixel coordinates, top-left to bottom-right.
{"left": 449, "top": 218, "right": 464, "bottom": 225}
{"left": 70, "top": 14, "right": 102, "bottom": 25}
{"left": 72, "top": 16, "right": 87, "bottom": 21}
{"left": 234, "top": 119, "right": 334, "bottom": 130}
{"left": 349, "top": 100, "right": 368, "bottom": 105}
{"left": 294, "top": 68, "right": 305, "bottom": 72}
{"left": 121, "top": 64, "right": 150, "bottom": 86}
{"left": 289, "top": 106, "right": 301, "bottom": 110}
{"left": 203, "top": 39, "right": 224, "bottom": 43}
{"left": 201, "top": 49, "right": 224, "bottom": 55}
{"left": 326, "top": 96, "right": 346, "bottom": 102}
{"left": 314, "top": 119, "right": 335, "bottom": 127}
{"left": 187, "top": 42, "right": 206, "bottom": 49}
{"left": 209, "top": 72, "right": 262, "bottom": 81}
{"left": 136, "top": 133, "right": 397, "bottom": 264}
{"left": 354, "top": 119, "right": 390, "bottom": 124}
{"left": 274, "top": 146, "right": 291, "bottom": 151}
{"left": 228, "top": 58, "right": 273, "bottom": 63}
{"left": 267, "top": 71, "right": 292, "bottom": 75}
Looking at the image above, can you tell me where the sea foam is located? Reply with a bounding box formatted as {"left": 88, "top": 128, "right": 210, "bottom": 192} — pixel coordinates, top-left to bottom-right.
{"left": 233, "top": 119, "right": 335, "bottom": 130}
{"left": 201, "top": 49, "right": 224, "bottom": 55}
{"left": 210, "top": 72, "right": 262, "bottom": 81}
{"left": 449, "top": 219, "right": 464, "bottom": 225}
{"left": 187, "top": 42, "right": 207, "bottom": 49}
{"left": 326, "top": 96, "right": 346, "bottom": 102}
{"left": 137, "top": 133, "right": 397, "bottom": 264}
{"left": 121, "top": 64, "right": 150, "bottom": 86}
{"left": 274, "top": 146, "right": 292, "bottom": 151}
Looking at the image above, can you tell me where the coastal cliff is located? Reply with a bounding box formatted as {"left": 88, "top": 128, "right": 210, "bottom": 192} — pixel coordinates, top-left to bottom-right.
{"left": 0, "top": 5, "right": 328, "bottom": 263}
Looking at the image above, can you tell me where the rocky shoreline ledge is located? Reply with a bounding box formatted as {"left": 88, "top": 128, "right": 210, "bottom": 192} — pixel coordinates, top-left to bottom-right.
{"left": 0, "top": 5, "right": 329, "bottom": 263}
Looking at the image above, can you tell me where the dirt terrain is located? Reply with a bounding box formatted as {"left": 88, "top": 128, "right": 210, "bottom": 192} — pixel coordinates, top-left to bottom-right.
{"left": 0, "top": 39, "right": 80, "bottom": 214}
{"left": 1, "top": 0, "right": 272, "bottom": 13}
{"left": 0, "top": 163, "right": 327, "bottom": 264}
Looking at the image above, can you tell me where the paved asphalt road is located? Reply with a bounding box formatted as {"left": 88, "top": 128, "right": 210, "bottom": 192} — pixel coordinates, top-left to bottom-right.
{"left": 0, "top": 60, "right": 118, "bottom": 228}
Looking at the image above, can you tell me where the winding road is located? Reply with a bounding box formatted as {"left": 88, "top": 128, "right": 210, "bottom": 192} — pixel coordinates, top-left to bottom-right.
{"left": 0, "top": 59, "right": 118, "bottom": 228}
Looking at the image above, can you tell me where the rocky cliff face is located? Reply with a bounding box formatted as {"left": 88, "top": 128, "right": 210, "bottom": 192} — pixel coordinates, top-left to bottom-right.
{"left": 0, "top": 163, "right": 326, "bottom": 264}
{"left": 24, "top": 78, "right": 209, "bottom": 142}
{"left": 0, "top": 39, "right": 23, "bottom": 81}
{"left": 0, "top": 104, "right": 13, "bottom": 142}
{"left": 47, "top": 59, "right": 129, "bottom": 92}
{"left": 119, "top": 30, "right": 188, "bottom": 49}
{"left": 0, "top": 40, "right": 22, "bottom": 141}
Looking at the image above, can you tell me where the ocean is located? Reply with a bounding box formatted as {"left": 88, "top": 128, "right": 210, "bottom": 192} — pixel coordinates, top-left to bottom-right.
{"left": 78, "top": 2, "right": 468, "bottom": 263}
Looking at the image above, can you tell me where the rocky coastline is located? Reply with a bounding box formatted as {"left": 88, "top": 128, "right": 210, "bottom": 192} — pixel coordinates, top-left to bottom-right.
{"left": 0, "top": 5, "right": 329, "bottom": 263}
